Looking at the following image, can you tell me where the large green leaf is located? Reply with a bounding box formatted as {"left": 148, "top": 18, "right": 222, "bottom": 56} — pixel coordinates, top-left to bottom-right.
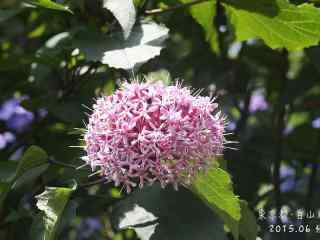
{"left": 103, "top": 0, "right": 136, "bottom": 39}
{"left": 13, "top": 145, "right": 49, "bottom": 188}
{"left": 179, "top": 0, "right": 219, "bottom": 53}
{"left": 191, "top": 166, "right": 241, "bottom": 239}
{"left": 112, "top": 184, "right": 227, "bottom": 240}
{"left": 0, "top": 9, "right": 21, "bottom": 22}
{"left": 0, "top": 161, "right": 17, "bottom": 182}
{"left": 55, "top": 200, "right": 78, "bottom": 235}
{"left": 25, "top": 0, "right": 73, "bottom": 13}
{"left": 32, "top": 187, "right": 74, "bottom": 240}
{"left": 239, "top": 200, "right": 258, "bottom": 240}
{"left": 0, "top": 182, "right": 11, "bottom": 207}
{"left": 0, "top": 146, "right": 49, "bottom": 206}
{"left": 223, "top": 0, "right": 320, "bottom": 50}
{"left": 0, "top": 0, "right": 20, "bottom": 8}
{"left": 73, "top": 21, "right": 169, "bottom": 70}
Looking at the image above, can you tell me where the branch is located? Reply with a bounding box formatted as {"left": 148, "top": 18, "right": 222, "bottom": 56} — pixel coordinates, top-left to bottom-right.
{"left": 145, "top": 0, "right": 211, "bottom": 15}
{"left": 48, "top": 157, "right": 78, "bottom": 170}
{"left": 306, "top": 163, "right": 319, "bottom": 210}
{"left": 215, "top": 0, "right": 225, "bottom": 56}
{"left": 272, "top": 50, "right": 289, "bottom": 224}
{"left": 306, "top": 133, "right": 320, "bottom": 210}
{"left": 138, "top": 0, "right": 151, "bottom": 16}
{"left": 79, "top": 178, "right": 110, "bottom": 188}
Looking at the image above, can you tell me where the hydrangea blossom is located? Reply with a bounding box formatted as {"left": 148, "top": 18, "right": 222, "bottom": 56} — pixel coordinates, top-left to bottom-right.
{"left": 83, "top": 81, "right": 226, "bottom": 192}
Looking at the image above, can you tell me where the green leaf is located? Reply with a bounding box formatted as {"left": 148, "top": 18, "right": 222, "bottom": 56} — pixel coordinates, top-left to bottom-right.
{"left": 145, "top": 69, "right": 172, "bottom": 85}
{"left": 13, "top": 145, "right": 49, "bottom": 187}
{"left": 103, "top": 0, "right": 136, "bottom": 39}
{"left": 239, "top": 200, "right": 258, "bottom": 240}
{"left": 73, "top": 21, "right": 169, "bottom": 70}
{"left": 0, "top": 161, "right": 17, "bottom": 182}
{"left": 222, "top": 0, "right": 320, "bottom": 50}
{"left": 32, "top": 186, "right": 74, "bottom": 240}
{"left": 0, "top": 0, "right": 20, "bottom": 8}
{"left": 191, "top": 166, "right": 241, "bottom": 239}
{"left": 13, "top": 164, "right": 49, "bottom": 188}
{"left": 112, "top": 184, "right": 227, "bottom": 240}
{"left": 0, "top": 146, "right": 49, "bottom": 206}
{"left": 0, "top": 182, "right": 11, "bottom": 207}
{"left": 55, "top": 200, "right": 78, "bottom": 235}
{"left": 25, "top": 0, "right": 73, "bottom": 13}
{"left": 0, "top": 9, "right": 21, "bottom": 22}
{"left": 179, "top": 0, "right": 219, "bottom": 53}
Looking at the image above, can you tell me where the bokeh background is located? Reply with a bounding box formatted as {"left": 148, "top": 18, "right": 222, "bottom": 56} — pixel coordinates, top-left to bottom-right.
{"left": 0, "top": 0, "right": 320, "bottom": 239}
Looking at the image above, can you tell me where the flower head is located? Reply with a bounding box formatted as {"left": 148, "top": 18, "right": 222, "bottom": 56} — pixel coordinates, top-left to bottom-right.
{"left": 83, "top": 81, "right": 226, "bottom": 192}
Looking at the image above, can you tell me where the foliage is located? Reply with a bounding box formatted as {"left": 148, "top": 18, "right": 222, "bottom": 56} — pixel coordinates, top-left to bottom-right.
{"left": 0, "top": 0, "right": 320, "bottom": 240}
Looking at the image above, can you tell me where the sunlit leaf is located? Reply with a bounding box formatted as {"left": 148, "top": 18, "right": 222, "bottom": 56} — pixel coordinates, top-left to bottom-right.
{"left": 73, "top": 21, "right": 169, "bottom": 70}
{"left": 239, "top": 200, "right": 258, "bottom": 240}
{"left": 191, "top": 166, "right": 241, "bottom": 239}
{"left": 32, "top": 186, "right": 74, "bottom": 240}
{"left": 112, "top": 185, "right": 227, "bottom": 240}
{"left": 223, "top": 0, "right": 320, "bottom": 50}
{"left": 179, "top": 0, "right": 219, "bottom": 53}
{"left": 103, "top": 0, "right": 136, "bottom": 39}
{"left": 25, "top": 0, "right": 73, "bottom": 13}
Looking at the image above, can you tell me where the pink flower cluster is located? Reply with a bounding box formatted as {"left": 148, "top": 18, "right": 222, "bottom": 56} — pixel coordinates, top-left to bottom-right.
{"left": 84, "top": 81, "right": 225, "bottom": 192}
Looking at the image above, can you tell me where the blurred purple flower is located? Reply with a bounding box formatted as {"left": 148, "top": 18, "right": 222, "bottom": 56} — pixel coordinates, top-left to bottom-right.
{"left": 226, "top": 121, "right": 237, "bottom": 131}
{"left": 0, "top": 132, "right": 15, "bottom": 150}
{"left": 6, "top": 106, "right": 34, "bottom": 132}
{"left": 0, "top": 98, "right": 20, "bottom": 121}
{"left": 78, "top": 217, "right": 102, "bottom": 240}
{"left": 280, "top": 165, "right": 296, "bottom": 193}
{"left": 281, "top": 179, "right": 296, "bottom": 193}
{"left": 37, "top": 108, "right": 48, "bottom": 119}
{"left": 249, "top": 92, "right": 268, "bottom": 113}
{"left": 312, "top": 117, "right": 320, "bottom": 129}
{"left": 9, "top": 146, "right": 24, "bottom": 161}
{"left": 0, "top": 98, "right": 34, "bottom": 133}
{"left": 3, "top": 132, "right": 15, "bottom": 143}
{"left": 0, "top": 135, "right": 6, "bottom": 150}
{"left": 283, "top": 125, "right": 294, "bottom": 135}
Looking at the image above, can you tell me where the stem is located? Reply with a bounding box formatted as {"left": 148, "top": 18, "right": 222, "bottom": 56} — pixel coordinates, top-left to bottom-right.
{"left": 272, "top": 50, "right": 289, "bottom": 224}
{"left": 215, "top": 0, "right": 226, "bottom": 57}
{"left": 235, "top": 87, "right": 252, "bottom": 135}
{"left": 306, "top": 133, "right": 320, "bottom": 211}
{"left": 61, "top": 62, "right": 98, "bottom": 99}
{"left": 138, "top": 0, "right": 151, "bottom": 16}
{"left": 306, "top": 163, "right": 319, "bottom": 211}
{"left": 48, "top": 157, "right": 77, "bottom": 169}
{"left": 145, "top": 0, "right": 211, "bottom": 15}
{"left": 80, "top": 178, "right": 110, "bottom": 188}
